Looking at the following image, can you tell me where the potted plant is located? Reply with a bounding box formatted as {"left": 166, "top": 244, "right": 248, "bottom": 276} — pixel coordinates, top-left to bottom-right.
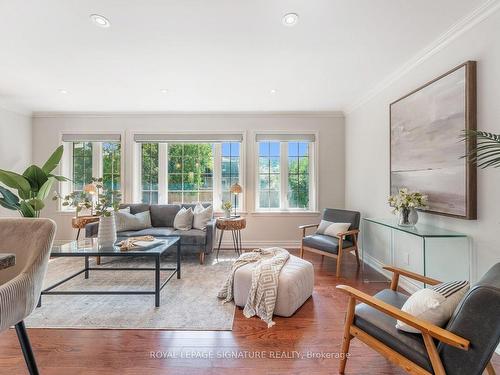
{"left": 0, "top": 146, "right": 69, "bottom": 217}
{"left": 53, "top": 191, "right": 92, "bottom": 217}
{"left": 221, "top": 201, "right": 232, "bottom": 218}
{"left": 388, "top": 188, "right": 428, "bottom": 226}
{"left": 463, "top": 130, "right": 500, "bottom": 168}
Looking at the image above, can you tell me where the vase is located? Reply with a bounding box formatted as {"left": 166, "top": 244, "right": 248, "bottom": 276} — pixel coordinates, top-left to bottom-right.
{"left": 98, "top": 214, "right": 117, "bottom": 247}
{"left": 224, "top": 210, "right": 231, "bottom": 218}
{"left": 398, "top": 207, "right": 418, "bottom": 227}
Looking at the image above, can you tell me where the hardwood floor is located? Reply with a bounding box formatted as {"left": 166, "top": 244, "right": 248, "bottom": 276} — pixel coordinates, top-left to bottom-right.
{"left": 0, "top": 250, "right": 498, "bottom": 375}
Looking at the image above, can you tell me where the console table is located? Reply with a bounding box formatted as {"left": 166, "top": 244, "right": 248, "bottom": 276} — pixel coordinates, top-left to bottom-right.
{"left": 362, "top": 218, "right": 470, "bottom": 290}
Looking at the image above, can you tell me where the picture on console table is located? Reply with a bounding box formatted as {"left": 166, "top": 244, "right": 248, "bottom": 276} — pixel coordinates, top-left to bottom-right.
{"left": 390, "top": 61, "right": 477, "bottom": 219}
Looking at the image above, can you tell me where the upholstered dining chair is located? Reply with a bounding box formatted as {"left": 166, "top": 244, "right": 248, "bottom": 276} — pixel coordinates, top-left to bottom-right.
{"left": 0, "top": 218, "right": 56, "bottom": 375}
{"left": 336, "top": 263, "right": 500, "bottom": 375}
{"left": 299, "top": 208, "right": 361, "bottom": 277}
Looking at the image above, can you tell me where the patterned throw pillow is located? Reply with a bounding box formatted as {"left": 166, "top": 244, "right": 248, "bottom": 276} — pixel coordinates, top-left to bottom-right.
{"left": 316, "top": 220, "right": 351, "bottom": 239}
{"left": 193, "top": 203, "right": 213, "bottom": 230}
{"left": 173, "top": 207, "right": 194, "bottom": 231}
{"left": 115, "top": 208, "right": 152, "bottom": 232}
{"left": 396, "top": 280, "right": 469, "bottom": 333}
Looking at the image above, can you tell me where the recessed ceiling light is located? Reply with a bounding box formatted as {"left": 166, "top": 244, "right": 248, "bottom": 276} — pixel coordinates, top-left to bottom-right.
{"left": 90, "top": 14, "right": 111, "bottom": 28}
{"left": 282, "top": 13, "right": 298, "bottom": 26}
{"left": 59, "top": 89, "right": 68, "bottom": 94}
{"left": 161, "top": 89, "right": 168, "bottom": 94}
{"left": 270, "top": 89, "right": 277, "bottom": 95}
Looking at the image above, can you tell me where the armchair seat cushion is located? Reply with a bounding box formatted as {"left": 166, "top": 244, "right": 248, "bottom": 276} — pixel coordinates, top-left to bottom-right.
{"left": 302, "top": 234, "right": 353, "bottom": 254}
{"left": 354, "top": 289, "right": 433, "bottom": 373}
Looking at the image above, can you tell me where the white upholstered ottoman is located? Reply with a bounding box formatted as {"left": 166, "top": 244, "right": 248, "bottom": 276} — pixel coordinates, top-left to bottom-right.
{"left": 233, "top": 255, "right": 314, "bottom": 317}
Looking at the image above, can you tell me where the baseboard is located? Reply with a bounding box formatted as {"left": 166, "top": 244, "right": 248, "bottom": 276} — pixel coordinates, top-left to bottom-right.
{"left": 363, "top": 253, "right": 419, "bottom": 294}
{"left": 219, "top": 240, "right": 301, "bottom": 249}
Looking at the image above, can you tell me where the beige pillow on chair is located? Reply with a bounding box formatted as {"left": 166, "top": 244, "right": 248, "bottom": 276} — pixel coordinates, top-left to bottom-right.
{"left": 316, "top": 220, "right": 351, "bottom": 238}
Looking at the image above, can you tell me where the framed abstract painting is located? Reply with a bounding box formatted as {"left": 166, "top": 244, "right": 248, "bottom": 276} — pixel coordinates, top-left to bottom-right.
{"left": 390, "top": 61, "right": 477, "bottom": 219}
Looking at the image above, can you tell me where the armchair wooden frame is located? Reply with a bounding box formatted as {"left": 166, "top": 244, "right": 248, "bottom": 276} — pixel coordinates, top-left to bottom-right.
{"left": 299, "top": 223, "right": 360, "bottom": 277}
{"left": 336, "top": 266, "right": 497, "bottom": 375}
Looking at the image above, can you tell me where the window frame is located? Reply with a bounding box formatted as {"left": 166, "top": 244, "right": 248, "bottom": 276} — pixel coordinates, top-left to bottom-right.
{"left": 254, "top": 133, "right": 317, "bottom": 212}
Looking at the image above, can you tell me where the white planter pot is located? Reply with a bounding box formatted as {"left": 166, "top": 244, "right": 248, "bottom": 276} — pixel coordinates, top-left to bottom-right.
{"left": 98, "top": 214, "right": 117, "bottom": 247}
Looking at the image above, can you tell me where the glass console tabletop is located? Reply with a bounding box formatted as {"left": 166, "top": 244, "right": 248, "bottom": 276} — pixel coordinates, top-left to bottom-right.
{"left": 364, "top": 218, "right": 467, "bottom": 238}
{"left": 51, "top": 237, "right": 180, "bottom": 257}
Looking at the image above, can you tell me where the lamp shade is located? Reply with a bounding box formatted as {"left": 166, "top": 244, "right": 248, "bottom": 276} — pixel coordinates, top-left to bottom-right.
{"left": 84, "top": 183, "right": 97, "bottom": 195}
{"left": 230, "top": 183, "right": 242, "bottom": 194}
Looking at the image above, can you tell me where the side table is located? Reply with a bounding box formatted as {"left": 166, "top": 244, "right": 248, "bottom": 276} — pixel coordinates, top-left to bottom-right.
{"left": 72, "top": 215, "right": 99, "bottom": 240}
{"left": 216, "top": 217, "right": 246, "bottom": 261}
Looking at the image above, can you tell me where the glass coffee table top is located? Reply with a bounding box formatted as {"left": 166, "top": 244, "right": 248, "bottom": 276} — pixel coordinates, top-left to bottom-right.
{"left": 51, "top": 237, "right": 180, "bottom": 256}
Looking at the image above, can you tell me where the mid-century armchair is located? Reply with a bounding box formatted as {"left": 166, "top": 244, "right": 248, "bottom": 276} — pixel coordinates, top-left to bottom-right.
{"left": 337, "top": 263, "right": 500, "bottom": 375}
{"left": 299, "top": 208, "right": 361, "bottom": 277}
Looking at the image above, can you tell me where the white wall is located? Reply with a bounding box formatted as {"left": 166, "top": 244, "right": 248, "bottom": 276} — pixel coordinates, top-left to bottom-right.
{"left": 345, "top": 10, "right": 500, "bottom": 281}
{"left": 0, "top": 107, "right": 32, "bottom": 216}
{"left": 32, "top": 113, "right": 345, "bottom": 245}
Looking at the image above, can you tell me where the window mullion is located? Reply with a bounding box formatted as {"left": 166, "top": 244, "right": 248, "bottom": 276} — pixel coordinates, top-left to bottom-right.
{"left": 213, "top": 143, "right": 222, "bottom": 211}
{"left": 280, "top": 142, "right": 288, "bottom": 210}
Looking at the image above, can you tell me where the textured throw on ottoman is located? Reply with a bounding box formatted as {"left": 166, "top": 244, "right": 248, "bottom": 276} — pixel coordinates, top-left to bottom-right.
{"left": 233, "top": 253, "right": 314, "bottom": 321}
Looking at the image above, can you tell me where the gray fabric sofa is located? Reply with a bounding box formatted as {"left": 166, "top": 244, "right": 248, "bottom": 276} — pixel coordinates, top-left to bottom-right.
{"left": 85, "top": 203, "right": 216, "bottom": 263}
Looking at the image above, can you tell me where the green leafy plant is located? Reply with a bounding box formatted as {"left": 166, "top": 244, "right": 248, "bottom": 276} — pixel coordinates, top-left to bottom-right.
{"left": 0, "top": 146, "right": 69, "bottom": 217}
{"left": 53, "top": 191, "right": 92, "bottom": 217}
{"left": 221, "top": 200, "right": 232, "bottom": 212}
{"left": 463, "top": 130, "right": 500, "bottom": 168}
{"left": 91, "top": 177, "right": 122, "bottom": 217}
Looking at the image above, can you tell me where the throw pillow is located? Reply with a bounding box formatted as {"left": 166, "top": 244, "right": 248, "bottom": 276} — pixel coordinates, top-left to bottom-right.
{"left": 193, "top": 203, "right": 213, "bottom": 230}
{"left": 115, "top": 208, "right": 152, "bottom": 232}
{"left": 316, "top": 220, "right": 351, "bottom": 238}
{"left": 396, "top": 280, "right": 469, "bottom": 333}
{"left": 173, "top": 207, "right": 194, "bottom": 231}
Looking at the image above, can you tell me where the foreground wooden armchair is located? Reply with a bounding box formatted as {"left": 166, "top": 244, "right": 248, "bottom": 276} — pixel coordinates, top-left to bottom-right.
{"left": 337, "top": 264, "right": 500, "bottom": 375}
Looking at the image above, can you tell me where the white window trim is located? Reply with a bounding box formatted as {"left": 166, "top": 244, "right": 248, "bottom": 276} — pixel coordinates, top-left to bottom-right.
{"left": 254, "top": 131, "right": 318, "bottom": 213}
{"left": 58, "top": 131, "right": 125, "bottom": 212}
{"left": 131, "top": 131, "right": 246, "bottom": 212}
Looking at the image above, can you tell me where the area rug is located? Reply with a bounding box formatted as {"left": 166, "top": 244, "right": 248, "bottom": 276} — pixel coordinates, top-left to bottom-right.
{"left": 25, "top": 252, "right": 236, "bottom": 330}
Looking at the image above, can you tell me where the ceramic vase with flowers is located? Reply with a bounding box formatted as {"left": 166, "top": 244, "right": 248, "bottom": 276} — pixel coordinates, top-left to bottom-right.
{"left": 91, "top": 178, "right": 122, "bottom": 247}
{"left": 221, "top": 201, "right": 232, "bottom": 218}
{"left": 388, "top": 188, "right": 428, "bottom": 227}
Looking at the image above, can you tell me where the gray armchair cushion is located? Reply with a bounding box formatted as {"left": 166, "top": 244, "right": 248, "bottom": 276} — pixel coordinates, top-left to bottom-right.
{"left": 150, "top": 205, "right": 181, "bottom": 227}
{"left": 118, "top": 227, "right": 175, "bottom": 238}
{"left": 302, "top": 234, "right": 353, "bottom": 254}
{"left": 354, "top": 289, "right": 433, "bottom": 373}
{"left": 323, "top": 208, "right": 360, "bottom": 230}
{"left": 438, "top": 262, "right": 500, "bottom": 375}
{"left": 120, "top": 203, "right": 150, "bottom": 215}
{"left": 173, "top": 229, "right": 207, "bottom": 246}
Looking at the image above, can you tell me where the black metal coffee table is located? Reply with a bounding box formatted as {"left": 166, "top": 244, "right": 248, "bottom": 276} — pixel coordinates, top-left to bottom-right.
{"left": 39, "top": 237, "right": 180, "bottom": 307}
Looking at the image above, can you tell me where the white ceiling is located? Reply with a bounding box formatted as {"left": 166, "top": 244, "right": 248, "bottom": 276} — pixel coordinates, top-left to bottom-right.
{"left": 0, "top": 0, "right": 491, "bottom": 113}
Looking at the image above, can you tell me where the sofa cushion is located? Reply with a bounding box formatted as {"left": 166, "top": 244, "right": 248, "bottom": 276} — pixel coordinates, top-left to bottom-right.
{"left": 150, "top": 205, "right": 181, "bottom": 227}
{"left": 193, "top": 203, "right": 213, "bottom": 230}
{"left": 173, "top": 229, "right": 207, "bottom": 245}
{"left": 302, "top": 234, "right": 353, "bottom": 254}
{"left": 118, "top": 227, "right": 176, "bottom": 238}
{"left": 120, "top": 203, "right": 150, "bottom": 215}
{"left": 354, "top": 289, "right": 432, "bottom": 373}
{"left": 115, "top": 209, "right": 152, "bottom": 232}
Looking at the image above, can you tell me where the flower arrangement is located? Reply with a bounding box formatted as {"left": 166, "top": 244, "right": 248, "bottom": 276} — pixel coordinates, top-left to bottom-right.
{"left": 88, "top": 177, "right": 122, "bottom": 217}
{"left": 53, "top": 191, "right": 92, "bottom": 217}
{"left": 388, "top": 188, "right": 428, "bottom": 213}
{"left": 221, "top": 201, "right": 232, "bottom": 217}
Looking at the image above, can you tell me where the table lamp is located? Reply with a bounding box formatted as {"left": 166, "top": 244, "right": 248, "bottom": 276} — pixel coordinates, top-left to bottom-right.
{"left": 84, "top": 183, "right": 97, "bottom": 215}
{"left": 229, "top": 183, "right": 242, "bottom": 217}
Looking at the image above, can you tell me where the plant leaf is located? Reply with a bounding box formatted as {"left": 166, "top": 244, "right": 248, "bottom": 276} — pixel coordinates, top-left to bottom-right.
{"left": 23, "top": 165, "right": 48, "bottom": 192}
{"left": 0, "top": 186, "right": 20, "bottom": 208}
{"left": 36, "top": 177, "right": 55, "bottom": 201}
{"left": 0, "top": 169, "right": 31, "bottom": 196}
{"left": 29, "top": 198, "right": 45, "bottom": 211}
{"left": 19, "top": 200, "right": 36, "bottom": 217}
{"left": 42, "top": 145, "right": 64, "bottom": 174}
{"left": 48, "top": 174, "right": 71, "bottom": 182}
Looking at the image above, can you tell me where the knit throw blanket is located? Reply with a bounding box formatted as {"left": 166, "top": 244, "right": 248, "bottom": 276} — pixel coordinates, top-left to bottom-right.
{"left": 218, "top": 247, "right": 290, "bottom": 327}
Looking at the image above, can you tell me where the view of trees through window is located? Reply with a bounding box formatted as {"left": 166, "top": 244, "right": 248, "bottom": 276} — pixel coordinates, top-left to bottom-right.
{"left": 288, "top": 142, "right": 309, "bottom": 208}
{"left": 167, "top": 144, "right": 214, "bottom": 204}
{"left": 72, "top": 142, "right": 93, "bottom": 192}
{"left": 141, "top": 143, "right": 159, "bottom": 204}
{"left": 258, "top": 142, "right": 281, "bottom": 208}
{"left": 221, "top": 142, "right": 240, "bottom": 208}
{"left": 102, "top": 142, "right": 121, "bottom": 191}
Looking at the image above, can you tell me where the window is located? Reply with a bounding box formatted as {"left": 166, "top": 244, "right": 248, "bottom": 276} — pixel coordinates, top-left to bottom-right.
{"left": 136, "top": 138, "right": 243, "bottom": 210}
{"left": 167, "top": 143, "right": 214, "bottom": 204}
{"left": 72, "top": 142, "right": 93, "bottom": 192}
{"left": 141, "top": 143, "right": 159, "bottom": 204}
{"left": 256, "top": 135, "right": 315, "bottom": 211}
{"left": 102, "top": 142, "right": 121, "bottom": 191}
{"left": 221, "top": 142, "right": 241, "bottom": 207}
{"left": 258, "top": 142, "right": 281, "bottom": 208}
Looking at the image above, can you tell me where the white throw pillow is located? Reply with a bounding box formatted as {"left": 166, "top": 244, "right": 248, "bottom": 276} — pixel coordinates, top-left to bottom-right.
{"left": 193, "top": 203, "right": 213, "bottom": 230}
{"left": 115, "top": 208, "right": 152, "bottom": 232}
{"left": 316, "top": 220, "right": 351, "bottom": 238}
{"left": 173, "top": 207, "right": 194, "bottom": 231}
{"left": 396, "top": 280, "right": 469, "bottom": 333}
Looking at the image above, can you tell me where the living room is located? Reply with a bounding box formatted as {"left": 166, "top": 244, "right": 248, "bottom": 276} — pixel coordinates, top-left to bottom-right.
{"left": 0, "top": 1, "right": 499, "bottom": 374}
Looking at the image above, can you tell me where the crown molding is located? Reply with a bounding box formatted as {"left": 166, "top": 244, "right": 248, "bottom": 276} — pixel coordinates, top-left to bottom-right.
{"left": 32, "top": 111, "right": 345, "bottom": 119}
{"left": 0, "top": 101, "right": 32, "bottom": 117}
{"left": 345, "top": 0, "right": 500, "bottom": 114}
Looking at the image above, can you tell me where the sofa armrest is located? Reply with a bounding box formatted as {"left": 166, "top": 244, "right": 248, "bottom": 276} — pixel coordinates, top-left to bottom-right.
{"left": 85, "top": 222, "right": 99, "bottom": 238}
{"left": 205, "top": 218, "right": 217, "bottom": 253}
